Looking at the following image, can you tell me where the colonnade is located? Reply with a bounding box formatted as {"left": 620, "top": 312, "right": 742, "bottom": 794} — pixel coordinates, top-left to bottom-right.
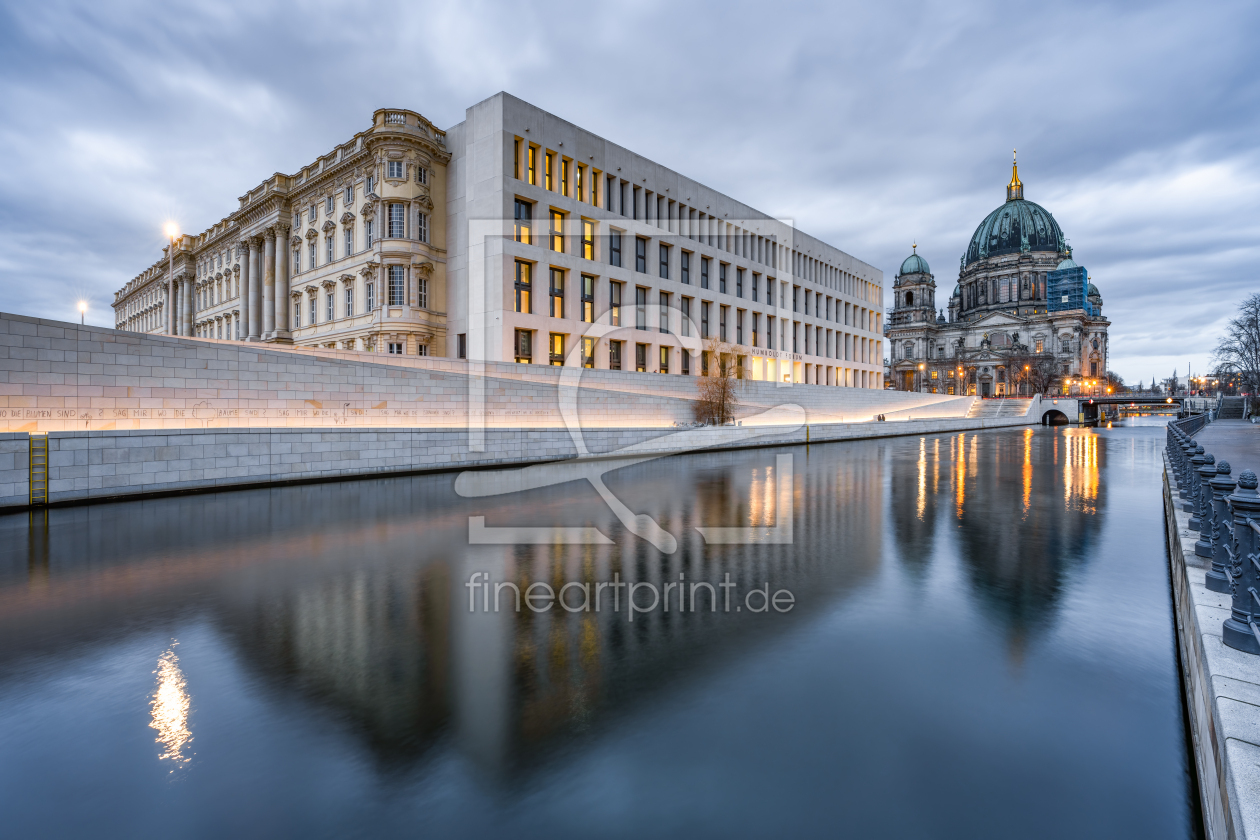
{"left": 164, "top": 224, "right": 291, "bottom": 341}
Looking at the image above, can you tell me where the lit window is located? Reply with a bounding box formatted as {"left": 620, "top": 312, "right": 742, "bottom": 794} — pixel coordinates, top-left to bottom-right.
{"left": 545, "top": 152, "right": 554, "bottom": 191}
{"left": 550, "top": 269, "right": 564, "bottom": 318}
{"left": 514, "top": 200, "right": 532, "bottom": 244}
{"left": 581, "top": 274, "right": 594, "bottom": 323}
{"left": 582, "top": 220, "right": 595, "bottom": 260}
{"left": 561, "top": 159, "right": 570, "bottom": 197}
{"left": 576, "top": 165, "right": 585, "bottom": 202}
{"left": 549, "top": 332, "right": 565, "bottom": 365}
{"left": 515, "top": 260, "right": 532, "bottom": 313}
{"left": 549, "top": 210, "right": 564, "bottom": 253}
{"left": 527, "top": 145, "right": 537, "bottom": 186}
{"left": 659, "top": 345, "right": 669, "bottom": 374}
{"left": 635, "top": 342, "right": 647, "bottom": 372}
{"left": 609, "top": 339, "right": 622, "bottom": 370}
{"left": 582, "top": 336, "right": 594, "bottom": 368}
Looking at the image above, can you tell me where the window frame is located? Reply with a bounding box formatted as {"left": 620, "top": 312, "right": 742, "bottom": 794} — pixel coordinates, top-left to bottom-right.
{"left": 514, "top": 260, "right": 533, "bottom": 314}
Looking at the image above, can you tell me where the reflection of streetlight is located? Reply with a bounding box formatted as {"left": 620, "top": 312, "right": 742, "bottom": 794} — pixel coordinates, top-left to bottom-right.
{"left": 78, "top": 300, "right": 87, "bottom": 325}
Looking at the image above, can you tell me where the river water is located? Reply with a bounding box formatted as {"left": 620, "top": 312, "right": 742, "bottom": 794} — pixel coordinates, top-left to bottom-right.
{"left": 0, "top": 423, "right": 1198, "bottom": 839}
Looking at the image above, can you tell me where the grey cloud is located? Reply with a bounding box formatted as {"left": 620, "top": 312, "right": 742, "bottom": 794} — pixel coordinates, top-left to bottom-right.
{"left": 0, "top": 0, "right": 1255, "bottom": 384}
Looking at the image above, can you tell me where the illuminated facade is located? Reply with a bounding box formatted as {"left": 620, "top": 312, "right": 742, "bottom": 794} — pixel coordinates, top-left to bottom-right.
{"left": 113, "top": 94, "right": 885, "bottom": 387}
{"left": 885, "top": 158, "right": 1109, "bottom": 396}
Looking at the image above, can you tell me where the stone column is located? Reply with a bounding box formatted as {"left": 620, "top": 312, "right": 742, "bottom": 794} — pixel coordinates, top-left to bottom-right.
{"left": 262, "top": 229, "right": 276, "bottom": 337}
{"left": 248, "top": 237, "right": 262, "bottom": 340}
{"left": 274, "top": 225, "right": 291, "bottom": 341}
{"left": 238, "top": 241, "right": 251, "bottom": 341}
{"left": 167, "top": 279, "right": 177, "bottom": 335}
{"left": 181, "top": 275, "right": 194, "bottom": 336}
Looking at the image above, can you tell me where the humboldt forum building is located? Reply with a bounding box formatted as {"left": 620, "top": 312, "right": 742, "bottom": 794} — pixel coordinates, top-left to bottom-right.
{"left": 114, "top": 93, "right": 886, "bottom": 389}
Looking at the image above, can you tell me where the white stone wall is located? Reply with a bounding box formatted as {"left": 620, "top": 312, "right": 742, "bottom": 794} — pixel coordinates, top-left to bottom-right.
{"left": 0, "top": 313, "right": 958, "bottom": 434}
{"left": 0, "top": 412, "right": 1035, "bottom": 509}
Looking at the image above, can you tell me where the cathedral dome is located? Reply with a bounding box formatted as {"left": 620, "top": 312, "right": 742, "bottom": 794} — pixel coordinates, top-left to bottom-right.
{"left": 963, "top": 156, "right": 1065, "bottom": 267}
{"left": 899, "top": 251, "right": 930, "bottom": 276}
{"left": 964, "top": 199, "right": 1065, "bottom": 266}
{"left": 1057, "top": 257, "right": 1078, "bottom": 270}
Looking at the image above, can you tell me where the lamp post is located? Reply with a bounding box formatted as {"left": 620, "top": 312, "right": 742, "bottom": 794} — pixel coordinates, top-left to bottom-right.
{"left": 78, "top": 301, "right": 86, "bottom": 325}
{"left": 918, "top": 362, "right": 925, "bottom": 393}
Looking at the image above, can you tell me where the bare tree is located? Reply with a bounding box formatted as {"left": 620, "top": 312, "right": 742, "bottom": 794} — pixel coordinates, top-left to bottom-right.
{"left": 694, "top": 336, "right": 740, "bottom": 425}
{"left": 1008, "top": 352, "right": 1060, "bottom": 395}
{"left": 1213, "top": 292, "right": 1260, "bottom": 413}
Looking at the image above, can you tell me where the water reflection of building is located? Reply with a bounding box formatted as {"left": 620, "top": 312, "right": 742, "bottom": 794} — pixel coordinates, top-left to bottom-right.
{"left": 889, "top": 428, "right": 1106, "bottom": 656}
{"left": 0, "top": 445, "right": 890, "bottom": 777}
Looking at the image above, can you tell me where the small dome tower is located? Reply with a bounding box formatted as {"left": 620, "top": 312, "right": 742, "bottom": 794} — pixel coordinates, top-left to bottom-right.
{"left": 891, "top": 244, "right": 936, "bottom": 326}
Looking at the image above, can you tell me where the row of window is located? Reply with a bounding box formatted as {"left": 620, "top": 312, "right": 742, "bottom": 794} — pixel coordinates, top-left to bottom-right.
{"left": 292, "top": 205, "right": 429, "bottom": 274}
{"left": 511, "top": 261, "right": 876, "bottom": 360}
{"left": 512, "top": 140, "right": 879, "bottom": 304}
{"left": 290, "top": 267, "right": 430, "bottom": 328}
{"left": 508, "top": 329, "right": 878, "bottom": 378}
{"left": 513, "top": 200, "right": 877, "bottom": 331}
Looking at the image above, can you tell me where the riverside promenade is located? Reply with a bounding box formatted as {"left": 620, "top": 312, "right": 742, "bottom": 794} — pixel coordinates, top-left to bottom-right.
{"left": 1165, "top": 418, "right": 1260, "bottom": 840}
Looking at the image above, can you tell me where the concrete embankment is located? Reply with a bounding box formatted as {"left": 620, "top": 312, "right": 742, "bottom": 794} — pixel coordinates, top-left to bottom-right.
{"left": 1163, "top": 451, "right": 1260, "bottom": 840}
{"left": 0, "top": 412, "right": 1034, "bottom": 509}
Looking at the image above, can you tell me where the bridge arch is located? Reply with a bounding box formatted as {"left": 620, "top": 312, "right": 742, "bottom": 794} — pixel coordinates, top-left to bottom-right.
{"left": 1041, "top": 409, "right": 1070, "bottom": 426}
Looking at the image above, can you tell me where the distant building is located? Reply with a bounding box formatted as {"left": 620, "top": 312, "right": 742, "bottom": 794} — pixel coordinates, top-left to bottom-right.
{"left": 113, "top": 93, "right": 886, "bottom": 388}
{"left": 884, "top": 157, "right": 1109, "bottom": 396}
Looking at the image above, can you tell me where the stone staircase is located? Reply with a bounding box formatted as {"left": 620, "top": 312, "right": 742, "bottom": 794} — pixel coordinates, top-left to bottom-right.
{"left": 1217, "top": 396, "right": 1245, "bottom": 420}
{"left": 965, "top": 398, "right": 1034, "bottom": 419}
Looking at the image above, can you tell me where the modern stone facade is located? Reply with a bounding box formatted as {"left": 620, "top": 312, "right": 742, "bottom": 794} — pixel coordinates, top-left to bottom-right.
{"left": 114, "top": 93, "right": 884, "bottom": 388}
{"left": 885, "top": 159, "right": 1110, "bottom": 397}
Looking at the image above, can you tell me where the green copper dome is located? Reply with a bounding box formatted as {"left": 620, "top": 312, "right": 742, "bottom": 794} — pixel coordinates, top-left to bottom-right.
{"left": 964, "top": 199, "right": 1065, "bottom": 267}
{"left": 1056, "top": 257, "right": 1078, "bottom": 270}
{"left": 899, "top": 252, "right": 930, "bottom": 276}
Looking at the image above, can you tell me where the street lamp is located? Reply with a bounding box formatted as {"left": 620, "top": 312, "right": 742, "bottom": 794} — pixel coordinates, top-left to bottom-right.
{"left": 78, "top": 300, "right": 86, "bottom": 325}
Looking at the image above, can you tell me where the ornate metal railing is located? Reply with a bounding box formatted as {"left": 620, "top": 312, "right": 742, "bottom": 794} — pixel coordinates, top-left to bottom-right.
{"left": 1167, "top": 414, "right": 1260, "bottom": 654}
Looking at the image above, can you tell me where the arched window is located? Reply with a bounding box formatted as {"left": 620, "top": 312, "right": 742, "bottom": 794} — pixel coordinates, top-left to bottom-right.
{"left": 904, "top": 291, "right": 913, "bottom": 306}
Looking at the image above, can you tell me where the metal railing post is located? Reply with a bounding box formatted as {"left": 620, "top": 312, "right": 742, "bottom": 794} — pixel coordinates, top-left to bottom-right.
{"left": 1223, "top": 470, "right": 1260, "bottom": 654}
{"left": 1206, "top": 461, "right": 1236, "bottom": 590}
{"left": 1189, "top": 449, "right": 1210, "bottom": 530}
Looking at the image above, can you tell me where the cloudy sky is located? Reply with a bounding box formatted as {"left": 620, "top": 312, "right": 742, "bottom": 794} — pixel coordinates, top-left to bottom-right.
{"left": 0, "top": 0, "right": 1255, "bottom": 385}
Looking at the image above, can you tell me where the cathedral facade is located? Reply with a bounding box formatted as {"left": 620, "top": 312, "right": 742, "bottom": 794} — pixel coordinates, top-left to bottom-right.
{"left": 885, "top": 159, "right": 1109, "bottom": 397}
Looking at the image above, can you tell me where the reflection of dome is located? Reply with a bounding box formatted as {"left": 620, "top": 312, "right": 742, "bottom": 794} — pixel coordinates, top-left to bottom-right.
{"left": 899, "top": 252, "right": 930, "bottom": 276}
{"left": 1057, "top": 257, "right": 1078, "bottom": 270}
{"left": 965, "top": 198, "right": 1065, "bottom": 266}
